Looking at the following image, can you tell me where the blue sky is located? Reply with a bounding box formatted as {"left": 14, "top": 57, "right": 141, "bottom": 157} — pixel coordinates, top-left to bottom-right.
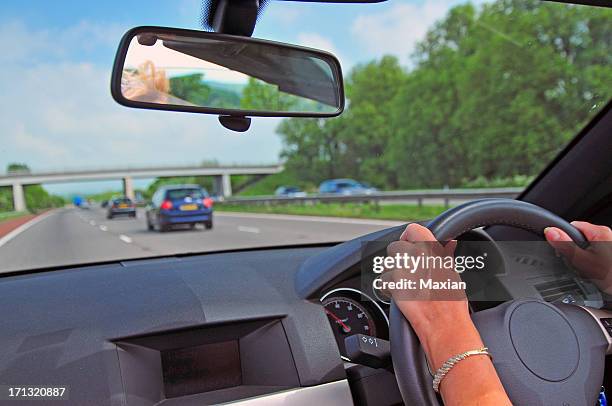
{"left": 0, "top": 0, "right": 481, "bottom": 194}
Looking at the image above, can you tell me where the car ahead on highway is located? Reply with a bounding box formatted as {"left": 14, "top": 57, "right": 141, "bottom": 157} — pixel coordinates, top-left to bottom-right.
{"left": 107, "top": 197, "right": 136, "bottom": 219}
{"left": 146, "top": 185, "right": 213, "bottom": 231}
{"left": 318, "top": 179, "right": 377, "bottom": 195}
{"left": 274, "top": 186, "right": 307, "bottom": 197}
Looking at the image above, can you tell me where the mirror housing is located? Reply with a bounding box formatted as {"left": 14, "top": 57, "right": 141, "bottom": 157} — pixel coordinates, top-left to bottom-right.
{"left": 111, "top": 26, "right": 344, "bottom": 120}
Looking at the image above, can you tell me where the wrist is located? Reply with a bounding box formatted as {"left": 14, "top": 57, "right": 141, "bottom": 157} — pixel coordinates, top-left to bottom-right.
{"left": 416, "top": 315, "right": 484, "bottom": 371}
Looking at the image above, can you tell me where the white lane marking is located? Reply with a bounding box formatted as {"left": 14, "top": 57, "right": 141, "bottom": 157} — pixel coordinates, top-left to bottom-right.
{"left": 119, "top": 235, "right": 133, "bottom": 244}
{"left": 0, "top": 210, "right": 56, "bottom": 249}
{"left": 237, "top": 226, "right": 260, "bottom": 234}
{"left": 99, "top": 225, "right": 108, "bottom": 231}
{"left": 89, "top": 220, "right": 96, "bottom": 226}
{"left": 217, "top": 211, "right": 403, "bottom": 226}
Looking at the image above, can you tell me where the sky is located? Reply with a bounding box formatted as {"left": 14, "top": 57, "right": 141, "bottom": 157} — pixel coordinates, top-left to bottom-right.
{"left": 0, "top": 0, "right": 483, "bottom": 194}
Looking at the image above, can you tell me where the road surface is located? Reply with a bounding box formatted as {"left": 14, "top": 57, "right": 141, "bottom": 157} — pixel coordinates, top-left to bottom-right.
{"left": 0, "top": 207, "right": 403, "bottom": 273}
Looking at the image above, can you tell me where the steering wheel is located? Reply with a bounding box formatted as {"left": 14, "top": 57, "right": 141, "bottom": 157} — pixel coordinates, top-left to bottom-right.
{"left": 389, "top": 199, "right": 608, "bottom": 405}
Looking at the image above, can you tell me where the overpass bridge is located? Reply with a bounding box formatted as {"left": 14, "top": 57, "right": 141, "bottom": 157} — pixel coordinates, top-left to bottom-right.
{"left": 0, "top": 164, "right": 283, "bottom": 212}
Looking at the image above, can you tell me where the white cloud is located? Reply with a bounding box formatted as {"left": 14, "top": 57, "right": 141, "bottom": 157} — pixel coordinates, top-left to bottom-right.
{"left": 296, "top": 32, "right": 350, "bottom": 69}
{"left": 297, "top": 33, "right": 337, "bottom": 54}
{"left": 266, "top": 7, "right": 303, "bottom": 26}
{"left": 12, "top": 124, "right": 71, "bottom": 162}
{"left": 0, "top": 20, "right": 283, "bottom": 174}
{"left": 351, "top": 0, "right": 483, "bottom": 63}
{"left": 0, "top": 20, "right": 124, "bottom": 64}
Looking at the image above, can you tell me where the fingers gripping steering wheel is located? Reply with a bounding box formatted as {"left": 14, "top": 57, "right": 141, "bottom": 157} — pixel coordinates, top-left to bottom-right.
{"left": 389, "top": 199, "right": 607, "bottom": 405}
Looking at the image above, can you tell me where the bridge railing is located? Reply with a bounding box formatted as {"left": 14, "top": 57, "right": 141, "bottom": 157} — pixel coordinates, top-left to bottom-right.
{"left": 219, "top": 187, "right": 523, "bottom": 208}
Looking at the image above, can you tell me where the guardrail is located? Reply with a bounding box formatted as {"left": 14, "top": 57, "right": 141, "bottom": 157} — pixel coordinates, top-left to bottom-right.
{"left": 220, "top": 187, "right": 523, "bottom": 208}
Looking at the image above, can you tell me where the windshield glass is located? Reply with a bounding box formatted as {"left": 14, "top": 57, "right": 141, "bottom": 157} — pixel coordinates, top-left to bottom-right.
{"left": 0, "top": 0, "right": 609, "bottom": 272}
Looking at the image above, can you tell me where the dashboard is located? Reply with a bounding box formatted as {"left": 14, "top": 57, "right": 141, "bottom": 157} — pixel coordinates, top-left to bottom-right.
{"left": 315, "top": 228, "right": 605, "bottom": 363}
{"left": 0, "top": 224, "right": 605, "bottom": 406}
{"left": 321, "top": 286, "right": 389, "bottom": 360}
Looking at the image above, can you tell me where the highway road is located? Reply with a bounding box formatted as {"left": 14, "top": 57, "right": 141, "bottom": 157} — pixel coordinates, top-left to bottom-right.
{"left": 0, "top": 207, "right": 403, "bottom": 273}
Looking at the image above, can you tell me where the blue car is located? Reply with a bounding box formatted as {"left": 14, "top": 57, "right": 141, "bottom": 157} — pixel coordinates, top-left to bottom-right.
{"left": 274, "top": 186, "right": 307, "bottom": 197}
{"left": 318, "top": 179, "right": 377, "bottom": 195}
{"left": 145, "top": 185, "right": 213, "bottom": 231}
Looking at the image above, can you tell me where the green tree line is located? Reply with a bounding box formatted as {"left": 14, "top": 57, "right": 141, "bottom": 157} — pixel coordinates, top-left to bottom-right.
{"left": 274, "top": 0, "right": 610, "bottom": 189}
{"left": 170, "top": 74, "right": 241, "bottom": 108}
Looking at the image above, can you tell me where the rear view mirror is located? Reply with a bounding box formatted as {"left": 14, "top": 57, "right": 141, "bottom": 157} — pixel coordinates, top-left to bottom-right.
{"left": 111, "top": 26, "right": 344, "bottom": 120}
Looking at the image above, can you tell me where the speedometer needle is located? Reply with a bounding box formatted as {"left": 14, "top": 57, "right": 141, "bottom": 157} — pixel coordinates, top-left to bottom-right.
{"left": 326, "top": 309, "right": 352, "bottom": 333}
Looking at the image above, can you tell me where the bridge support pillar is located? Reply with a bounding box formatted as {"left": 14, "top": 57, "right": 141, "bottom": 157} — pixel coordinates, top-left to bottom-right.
{"left": 222, "top": 173, "right": 232, "bottom": 197}
{"left": 12, "top": 183, "right": 26, "bottom": 212}
{"left": 123, "top": 176, "right": 135, "bottom": 200}
{"left": 214, "top": 174, "right": 232, "bottom": 198}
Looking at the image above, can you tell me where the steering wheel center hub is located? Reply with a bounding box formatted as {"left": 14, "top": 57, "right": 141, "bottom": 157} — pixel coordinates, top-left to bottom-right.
{"left": 509, "top": 302, "right": 579, "bottom": 381}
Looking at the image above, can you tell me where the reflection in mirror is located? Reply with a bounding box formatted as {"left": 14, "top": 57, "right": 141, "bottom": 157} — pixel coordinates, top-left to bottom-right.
{"left": 120, "top": 32, "right": 342, "bottom": 114}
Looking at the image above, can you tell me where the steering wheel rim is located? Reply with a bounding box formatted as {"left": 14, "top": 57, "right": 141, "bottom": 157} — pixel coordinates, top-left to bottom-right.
{"left": 427, "top": 198, "right": 588, "bottom": 248}
{"left": 390, "top": 199, "right": 605, "bottom": 406}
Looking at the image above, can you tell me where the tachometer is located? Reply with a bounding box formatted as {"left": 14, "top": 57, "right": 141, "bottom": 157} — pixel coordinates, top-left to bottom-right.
{"left": 322, "top": 296, "right": 376, "bottom": 356}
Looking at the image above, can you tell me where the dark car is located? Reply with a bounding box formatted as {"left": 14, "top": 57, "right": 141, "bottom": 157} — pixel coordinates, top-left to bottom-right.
{"left": 107, "top": 197, "right": 136, "bottom": 219}
{"left": 146, "top": 185, "right": 213, "bottom": 231}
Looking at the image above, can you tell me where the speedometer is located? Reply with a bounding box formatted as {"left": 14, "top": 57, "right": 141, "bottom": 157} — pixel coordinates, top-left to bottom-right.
{"left": 322, "top": 296, "right": 376, "bottom": 356}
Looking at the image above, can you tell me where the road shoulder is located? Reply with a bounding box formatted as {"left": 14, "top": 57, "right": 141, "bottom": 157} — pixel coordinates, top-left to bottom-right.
{"left": 0, "top": 210, "right": 55, "bottom": 248}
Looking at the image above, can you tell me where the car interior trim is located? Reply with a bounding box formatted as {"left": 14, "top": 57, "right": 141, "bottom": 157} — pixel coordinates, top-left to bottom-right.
{"left": 577, "top": 306, "right": 612, "bottom": 355}
{"left": 223, "top": 379, "right": 353, "bottom": 405}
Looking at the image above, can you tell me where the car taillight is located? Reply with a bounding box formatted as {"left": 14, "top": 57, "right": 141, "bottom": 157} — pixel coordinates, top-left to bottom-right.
{"left": 160, "top": 200, "right": 173, "bottom": 210}
{"left": 203, "top": 197, "right": 214, "bottom": 208}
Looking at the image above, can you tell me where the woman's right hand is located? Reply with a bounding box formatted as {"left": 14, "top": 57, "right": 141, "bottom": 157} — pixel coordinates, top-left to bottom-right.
{"left": 388, "top": 223, "right": 511, "bottom": 405}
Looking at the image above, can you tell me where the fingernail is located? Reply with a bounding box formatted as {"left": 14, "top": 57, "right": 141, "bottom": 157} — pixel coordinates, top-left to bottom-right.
{"left": 544, "top": 227, "right": 560, "bottom": 241}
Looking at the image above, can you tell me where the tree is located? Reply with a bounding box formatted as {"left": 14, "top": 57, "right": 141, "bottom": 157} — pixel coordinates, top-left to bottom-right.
{"left": 275, "top": 0, "right": 611, "bottom": 189}
{"left": 390, "top": 0, "right": 611, "bottom": 186}
{"left": 7, "top": 163, "right": 30, "bottom": 174}
{"left": 169, "top": 74, "right": 212, "bottom": 105}
{"left": 241, "top": 78, "right": 298, "bottom": 111}
{"left": 277, "top": 56, "right": 407, "bottom": 188}
{"left": 338, "top": 56, "right": 407, "bottom": 188}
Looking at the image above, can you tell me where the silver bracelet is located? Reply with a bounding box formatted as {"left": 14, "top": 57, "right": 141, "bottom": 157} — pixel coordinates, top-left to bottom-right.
{"left": 432, "top": 347, "right": 492, "bottom": 393}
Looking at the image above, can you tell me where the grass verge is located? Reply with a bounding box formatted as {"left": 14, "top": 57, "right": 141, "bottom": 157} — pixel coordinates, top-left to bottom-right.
{"left": 0, "top": 211, "right": 29, "bottom": 222}
{"left": 216, "top": 203, "right": 447, "bottom": 221}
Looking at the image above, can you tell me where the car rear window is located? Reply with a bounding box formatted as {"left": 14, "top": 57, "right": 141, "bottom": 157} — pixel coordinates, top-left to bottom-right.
{"left": 166, "top": 189, "right": 205, "bottom": 200}
{"left": 113, "top": 198, "right": 132, "bottom": 204}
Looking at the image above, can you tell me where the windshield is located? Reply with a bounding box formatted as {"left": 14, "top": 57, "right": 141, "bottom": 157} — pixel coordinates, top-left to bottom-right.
{"left": 0, "top": 0, "right": 609, "bottom": 272}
